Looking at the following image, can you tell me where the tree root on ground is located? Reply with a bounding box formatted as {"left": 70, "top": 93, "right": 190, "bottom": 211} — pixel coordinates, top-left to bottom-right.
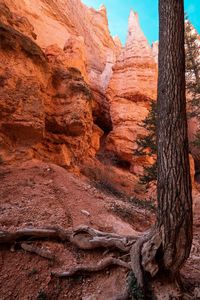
{"left": 52, "top": 257, "right": 131, "bottom": 277}
{"left": 0, "top": 225, "right": 162, "bottom": 297}
{"left": 130, "top": 229, "right": 162, "bottom": 288}
{"left": 0, "top": 225, "right": 138, "bottom": 252}
{"left": 21, "top": 242, "right": 55, "bottom": 260}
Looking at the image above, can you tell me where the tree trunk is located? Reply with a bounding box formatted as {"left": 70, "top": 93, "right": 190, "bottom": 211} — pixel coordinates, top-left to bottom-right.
{"left": 157, "top": 0, "right": 193, "bottom": 275}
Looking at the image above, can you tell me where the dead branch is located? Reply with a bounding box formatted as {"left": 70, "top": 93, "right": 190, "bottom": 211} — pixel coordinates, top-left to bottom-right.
{"left": 52, "top": 257, "right": 131, "bottom": 277}
{"left": 21, "top": 243, "right": 55, "bottom": 260}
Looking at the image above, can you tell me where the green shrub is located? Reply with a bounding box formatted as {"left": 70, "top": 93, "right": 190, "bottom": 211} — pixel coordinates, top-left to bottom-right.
{"left": 128, "top": 273, "right": 145, "bottom": 300}
{"left": 37, "top": 290, "right": 48, "bottom": 300}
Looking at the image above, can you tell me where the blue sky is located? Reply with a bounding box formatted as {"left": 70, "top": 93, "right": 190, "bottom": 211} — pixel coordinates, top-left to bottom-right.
{"left": 82, "top": 0, "right": 200, "bottom": 45}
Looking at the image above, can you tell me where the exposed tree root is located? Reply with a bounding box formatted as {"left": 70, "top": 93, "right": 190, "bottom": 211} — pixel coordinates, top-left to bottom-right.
{"left": 130, "top": 230, "right": 152, "bottom": 288}
{"left": 70, "top": 225, "right": 138, "bottom": 251}
{"left": 0, "top": 225, "right": 138, "bottom": 252}
{"left": 52, "top": 257, "right": 131, "bottom": 277}
{"left": 21, "top": 243, "right": 55, "bottom": 260}
{"left": 130, "top": 229, "right": 162, "bottom": 288}
{"left": 0, "top": 225, "right": 163, "bottom": 298}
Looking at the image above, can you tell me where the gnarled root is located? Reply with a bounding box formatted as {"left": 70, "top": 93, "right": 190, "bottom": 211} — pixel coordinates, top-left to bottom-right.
{"left": 21, "top": 243, "right": 55, "bottom": 260}
{"left": 130, "top": 228, "right": 162, "bottom": 289}
{"left": 70, "top": 225, "right": 138, "bottom": 251}
{"left": 52, "top": 257, "right": 131, "bottom": 277}
{"left": 0, "top": 225, "right": 163, "bottom": 296}
{"left": 0, "top": 225, "right": 138, "bottom": 252}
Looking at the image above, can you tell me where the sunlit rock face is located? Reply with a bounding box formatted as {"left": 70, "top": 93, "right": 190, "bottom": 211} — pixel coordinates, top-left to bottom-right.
{"left": 0, "top": 21, "right": 48, "bottom": 163}
{"left": 105, "top": 10, "right": 158, "bottom": 175}
{"left": 0, "top": 0, "right": 122, "bottom": 168}
{"left": 0, "top": 1, "right": 158, "bottom": 178}
{"left": 3, "top": 0, "right": 119, "bottom": 88}
{"left": 0, "top": 19, "right": 101, "bottom": 169}
{"left": 152, "top": 41, "right": 159, "bottom": 63}
{"left": 1, "top": 0, "right": 122, "bottom": 130}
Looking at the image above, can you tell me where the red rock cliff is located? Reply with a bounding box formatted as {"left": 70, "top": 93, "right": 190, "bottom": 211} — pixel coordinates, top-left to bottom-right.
{"left": 0, "top": 2, "right": 159, "bottom": 179}
{"left": 0, "top": 12, "right": 101, "bottom": 170}
{"left": 2, "top": 0, "right": 122, "bottom": 130}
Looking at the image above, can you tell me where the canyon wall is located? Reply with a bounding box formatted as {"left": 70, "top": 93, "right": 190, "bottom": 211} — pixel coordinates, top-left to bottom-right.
{"left": 0, "top": 0, "right": 159, "bottom": 182}
{"left": 0, "top": 20, "right": 100, "bottom": 170}
{"left": 0, "top": 0, "right": 121, "bottom": 169}
{"left": 1, "top": 0, "right": 122, "bottom": 130}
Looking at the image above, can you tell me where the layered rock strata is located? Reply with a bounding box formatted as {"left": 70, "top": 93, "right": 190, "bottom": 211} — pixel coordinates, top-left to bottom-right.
{"left": 105, "top": 11, "right": 157, "bottom": 175}
{"left": 1, "top": 0, "right": 122, "bottom": 130}
{"left": 0, "top": 19, "right": 102, "bottom": 169}
{"left": 0, "top": 1, "right": 159, "bottom": 179}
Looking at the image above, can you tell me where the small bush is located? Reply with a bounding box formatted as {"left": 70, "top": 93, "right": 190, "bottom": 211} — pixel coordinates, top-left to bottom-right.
{"left": 128, "top": 273, "right": 145, "bottom": 300}
{"left": 81, "top": 165, "right": 126, "bottom": 198}
{"left": 94, "top": 180, "right": 125, "bottom": 198}
{"left": 37, "top": 290, "right": 48, "bottom": 300}
{"left": 27, "top": 268, "right": 38, "bottom": 277}
{"left": 129, "top": 196, "right": 156, "bottom": 211}
{"left": 110, "top": 203, "right": 133, "bottom": 223}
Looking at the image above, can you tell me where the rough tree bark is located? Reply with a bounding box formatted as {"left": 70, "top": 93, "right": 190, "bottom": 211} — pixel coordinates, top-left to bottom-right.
{"left": 130, "top": 1, "right": 193, "bottom": 290}
{"left": 156, "top": 0, "right": 193, "bottom": 274}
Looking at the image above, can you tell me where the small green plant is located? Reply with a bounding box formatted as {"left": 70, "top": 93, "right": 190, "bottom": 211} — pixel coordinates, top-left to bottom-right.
{"left": 110, "top": 204, "right": 133, "bottom": 224}
{"left": 129, "top": 273, "right": 145, "bottom": 300}
{"left": 81, "top": 165, "right": 126, "bottom": 198}
{"left": 27, "top": 268, "right": 39, "bottom": 277}
{"left": 134, "top": 101, "right": 157, "bottom": 186}
{"left": 94, "top": 180, "right": 125, "bottom": 198}
{"left": 192, "top": 131, "right": 200, "bottom": 148}
{"left": 37, "top": 290, "right": 48, "bottom": 300}
{"left": 129, "top": 196, "right": 156, "bottom": 211}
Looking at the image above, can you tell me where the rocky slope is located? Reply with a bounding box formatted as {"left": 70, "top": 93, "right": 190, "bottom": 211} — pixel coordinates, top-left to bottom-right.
{"left": 0, "top": 160, "right": 199, "bottom": 299}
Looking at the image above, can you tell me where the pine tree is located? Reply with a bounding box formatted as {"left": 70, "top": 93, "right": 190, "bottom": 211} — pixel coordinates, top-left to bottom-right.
{"left": 134, "top": 101, "right": 157, "bottom": 186}
{"left": 185, "top": 18, "right": 200, "bottom": 118}
{"left": 155, "top": 0, "right": 192, "bottom": 276}
{"left": 185, "top": 19, "right": 200, "bottom": 149}
{"left": 135, "top": 19, "right": 200, "bottom": 186}
{"left": 132, "top": 0, "right": 193, "bottom": 288}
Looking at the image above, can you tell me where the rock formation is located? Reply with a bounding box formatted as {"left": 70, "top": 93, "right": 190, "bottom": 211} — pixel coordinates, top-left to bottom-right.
{"left": 0, "top": 1, "right": 159, "bottom": 182}
{"left": 105, "top": 10, "right": 157, "bottom": 176}
{"left": 0, "top": 0, "right": 122, "bottom": 169}
{"left": 0, "top": 1, "right": 159, "bottom": 184}
{"left": 1, "top": 0, "right": 122, "bottom": 131}
{"left": 152, "top": 41, "right": 159, "bottom": 63}
{"left": 0, "top": 15, "right": 102, "bottom": 170}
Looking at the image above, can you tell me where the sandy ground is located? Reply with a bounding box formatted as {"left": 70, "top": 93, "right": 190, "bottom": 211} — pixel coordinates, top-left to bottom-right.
{"left": 0, "top": 160, "right": 199, "bottom": 299}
